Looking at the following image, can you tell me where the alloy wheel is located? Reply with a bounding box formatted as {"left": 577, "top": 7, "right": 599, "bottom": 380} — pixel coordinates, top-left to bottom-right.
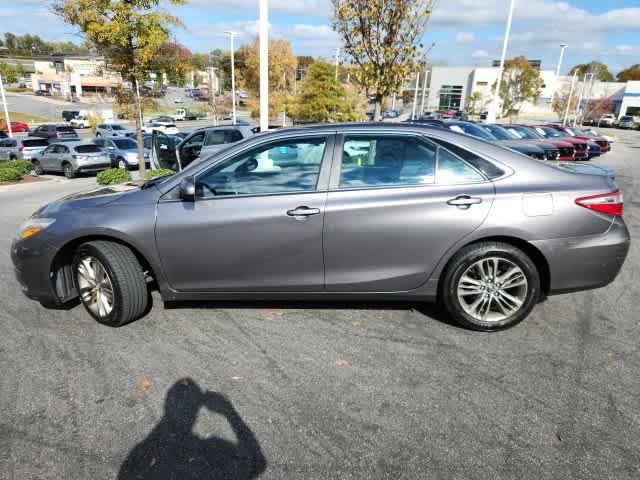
{"left": 118, "top": 159, "right": 127, "bottom": 169}
{"left": 456, "top": 257, "right": 528, "bottom": 322}
{"left": 76, "top": 256, "right": 115, "bottom": 319}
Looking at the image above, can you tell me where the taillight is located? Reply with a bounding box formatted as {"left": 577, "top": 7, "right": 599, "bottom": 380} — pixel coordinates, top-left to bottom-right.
{"left": 19, "top": 144, "right": 24, "bottom": 152}
{"left": 575, "top": 191, "right": 623, "bottom": 217}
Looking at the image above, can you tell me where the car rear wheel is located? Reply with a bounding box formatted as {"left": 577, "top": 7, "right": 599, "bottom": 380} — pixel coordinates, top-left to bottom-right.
{"left": 73, "top": 241, "right": 149, "bottom": 326}
{"left": 441, "top": 242, "right": 540, "bottom": 331}
{"left": 32, "top": 160, "right": 44, "bottom": 175}
{"left": 63, "top": 162, "right": 75, "bottom": 179}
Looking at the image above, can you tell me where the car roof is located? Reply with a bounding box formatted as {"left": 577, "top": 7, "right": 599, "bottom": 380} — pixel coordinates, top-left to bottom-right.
{"left": 48, "top": 141, "right": 96, "bottom": 148}
{"left": 97, "top": 136, "right": 136, "bottom": 141}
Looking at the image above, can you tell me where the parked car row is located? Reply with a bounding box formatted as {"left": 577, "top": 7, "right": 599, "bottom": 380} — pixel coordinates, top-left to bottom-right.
{"left": 597, "top": 114, "right": 639, "bottom": 129}
{"left": 407, "top": 118, "right": 612, "bottom": 162}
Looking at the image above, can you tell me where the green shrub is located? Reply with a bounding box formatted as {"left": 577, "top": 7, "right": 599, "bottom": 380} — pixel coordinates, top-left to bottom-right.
{"left": 0, "top": 168, "right": 23, "bottom": 183}
{"left": 1, "top": 160, "right": 32, "bottom": 175}
{"left": 96, "top": 168, "right": 132, "bottom": 185}
{"left": 144, "top": 168, "right": 175, "bottom": 180}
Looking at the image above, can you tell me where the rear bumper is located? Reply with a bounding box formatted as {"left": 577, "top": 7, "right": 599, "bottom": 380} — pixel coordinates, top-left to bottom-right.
{"left": 532, "top": 220, "right": 630, "bottom": 295}
{"left": 76, "top": 162, "right": 111, "bottom": 173}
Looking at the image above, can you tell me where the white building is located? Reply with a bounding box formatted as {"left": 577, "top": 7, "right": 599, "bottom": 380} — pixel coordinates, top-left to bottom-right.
{"left": 413, "top": 64, "right": 640, "bottom": 119}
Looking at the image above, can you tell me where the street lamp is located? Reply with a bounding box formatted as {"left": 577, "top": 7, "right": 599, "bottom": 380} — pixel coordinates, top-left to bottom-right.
{"left": 223, "top": 30, "right": 239, "bottom": 125}
{"left": 487, "top": 0, "right": 515, "bottom": 123}
{"left": 259, "top": 0, "right": 269, "bottom": 132}
{"left": 0, "top": 71, "right": 12, "bottom": 138}
{"left": 556, "top": 44, "right": 568, "bottom": 77}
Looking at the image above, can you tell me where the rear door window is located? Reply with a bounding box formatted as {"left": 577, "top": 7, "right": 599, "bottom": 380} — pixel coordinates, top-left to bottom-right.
{"left": 75, "top": 145, "right": 102, "bottom": 153}
{"left": 22, "top": 139, "right": 49, "bottom": 148}
{"left": 339, "top": 135, "right": 436, "bottom": 188}
{"left": 204, "top": 130, "right": 225, "bottom": 146}
{"left": 225, "top": 129, "right": 244, "bottom": 143}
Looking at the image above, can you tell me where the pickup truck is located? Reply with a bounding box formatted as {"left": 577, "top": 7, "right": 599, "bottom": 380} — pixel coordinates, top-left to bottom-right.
{"left": 173, "top": 108, "right": 207, "bottom": 121}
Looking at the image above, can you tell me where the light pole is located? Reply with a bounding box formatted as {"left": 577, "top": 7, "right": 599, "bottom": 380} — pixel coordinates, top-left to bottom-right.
{"left": 334, "top": 47, "right": 340, "bottom": 81}
{"left": 488, "top": 0, "right": 516, "bottom": 124}
{"left": 259, "top": 0, "right": 269, "bottom": 132}
{"left": 562, "top": 70, "right": 577, "bottom": 126}
{"left": 0, "top": 71, "right": 12, "bottom": 138}
{"left": 411, "top": 73, "right": 420, "bottom": 120}
{"left": 555, "top": 44, "right": 568, "bottom": 77}
{"left": 224, "top": 31, "right": 239, "bottom": 125}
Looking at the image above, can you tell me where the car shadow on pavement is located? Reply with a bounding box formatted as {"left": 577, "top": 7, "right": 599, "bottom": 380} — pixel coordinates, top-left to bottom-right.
{"left": 163, "top": 300, "right": 460, "bottom": 329}
{"left": 117, "top": 378, "right": 267, "bottom": 480}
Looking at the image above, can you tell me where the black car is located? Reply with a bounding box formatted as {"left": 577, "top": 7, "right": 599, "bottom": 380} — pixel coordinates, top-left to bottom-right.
{"left": 62, "top": 110, "right": 80, "bottom": 122}
{"left": 30, "top": 124, "right": 79, "bottom": 142}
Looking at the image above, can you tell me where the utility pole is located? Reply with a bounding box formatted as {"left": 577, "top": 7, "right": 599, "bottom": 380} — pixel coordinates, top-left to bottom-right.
{"left": 0, "top": 71, "right": 12, "bottom": 138}
{"left": 574, "top": 72, "right": 593, "bottom": 127}
{"left": 488, "top": 0, "right": 515, "bottom": 123}
{"left": 556, "top": 44, "right": 568, "bottom": 77}
{"left": 334, "top": 47, "right": 340, "bottom": 81}
{"left": 224, "top": 31, "right": 238, "bottom": 125}
{"left": 259, "top": 0, "right": 269, "bottom": 132}
{"left": 411, "top": 73, "right": 420, "bottom": 120}
{"left": 563, "top": 70, "right": 577, "bottom": 126}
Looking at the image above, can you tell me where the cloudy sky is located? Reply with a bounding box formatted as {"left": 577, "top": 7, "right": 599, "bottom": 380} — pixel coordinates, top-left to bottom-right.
{"left": 1, "top": 0, "right": 639, "bottom": 73}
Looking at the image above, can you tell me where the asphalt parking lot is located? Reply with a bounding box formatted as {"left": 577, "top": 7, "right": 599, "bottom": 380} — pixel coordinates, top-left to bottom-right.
{"left": 1, "top": 129, "right": 639, "bottom": 479}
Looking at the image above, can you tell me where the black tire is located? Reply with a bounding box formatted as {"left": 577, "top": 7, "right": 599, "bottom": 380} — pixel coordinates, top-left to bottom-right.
{"left": 9, "top": 154, "right": 17, "bottom": 161}
{"left": 63, "top": 162, "right": 75, "bottom": 179}
{"left": 32, "top": 160, "right": 44, "bottom": 175}
{"left": 72, "top": 241, "right": 149, "bottom": 327}
{"left": 116, "top": 157, "right": 128, "bottom": 170}
{"left": 440, "top": 241, "right": 541, "bottom": 331}
{"left": 96, "top": 132, "right": 101, "bottom": 137}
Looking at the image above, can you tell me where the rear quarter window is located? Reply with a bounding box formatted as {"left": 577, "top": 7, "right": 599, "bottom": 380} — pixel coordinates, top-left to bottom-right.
{"left": 56, "top": 126, "right": 76, "bottom": 133}
{"left": 430, "top": 138, "right": 505, "bottom": 180}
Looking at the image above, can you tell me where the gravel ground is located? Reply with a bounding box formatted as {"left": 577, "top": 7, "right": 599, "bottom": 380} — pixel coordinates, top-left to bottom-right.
{"left": 0, "top": 128, "right": 639, "bottom": 479}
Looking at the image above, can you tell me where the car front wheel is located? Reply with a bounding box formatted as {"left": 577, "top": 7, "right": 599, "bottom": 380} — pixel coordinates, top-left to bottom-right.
{"left": 441, "top": 242, "right": 540, "bottom": 331}
{"left": 73, "top": 241, "right": 149, "bottom": 326}
{"left": 32, "top": 160, "right": 44, "bottom": 175}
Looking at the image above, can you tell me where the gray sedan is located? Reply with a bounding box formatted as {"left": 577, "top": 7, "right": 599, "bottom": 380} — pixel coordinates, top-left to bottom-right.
{"left": 31, "top": 141, "right": 111, "bottom": 178}
{"left": 95, "top": 123, "right": 134, "bottom": 137}
{"left": 11, "top": 124, "right": 630, "bottom": 331}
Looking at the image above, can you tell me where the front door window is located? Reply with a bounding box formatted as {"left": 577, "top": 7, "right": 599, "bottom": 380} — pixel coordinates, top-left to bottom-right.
{"left": 196, "top": 137, "right": 327, "bottom": 199}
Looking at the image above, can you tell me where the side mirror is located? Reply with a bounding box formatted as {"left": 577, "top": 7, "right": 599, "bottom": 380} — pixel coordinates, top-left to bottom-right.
{"left": 180, "top": 176, "right": 196, "bottom": 202}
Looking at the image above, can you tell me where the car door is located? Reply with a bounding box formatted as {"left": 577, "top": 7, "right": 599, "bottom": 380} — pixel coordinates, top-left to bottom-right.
{"left": 155, "top": 134, "right": 334, "bottom": 292}
{"left": 178, "top": 131, "right": 206, "bottom": 167}
{"left": 39, "top": 145, "right": 59, "bottom": 170}
{"left": 323, "top": 133, "right": 495, "bottom": 292}
{"left": 0, "top": 140, "right": 8, "bottom": 160}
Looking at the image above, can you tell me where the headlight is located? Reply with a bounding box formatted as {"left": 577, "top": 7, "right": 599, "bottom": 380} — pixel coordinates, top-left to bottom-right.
{"left": 18, "top": 218, "right": 55, "bottom": 240}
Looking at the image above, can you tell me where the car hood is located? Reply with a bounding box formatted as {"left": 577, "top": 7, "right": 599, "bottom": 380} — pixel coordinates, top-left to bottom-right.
{"left": 34, "top": 182, "right": 147, "bottom": 218}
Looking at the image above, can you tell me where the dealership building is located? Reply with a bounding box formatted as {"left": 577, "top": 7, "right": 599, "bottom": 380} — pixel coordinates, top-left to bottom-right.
{"left": 417, "top": 63, "right": 640, "bottom": 119}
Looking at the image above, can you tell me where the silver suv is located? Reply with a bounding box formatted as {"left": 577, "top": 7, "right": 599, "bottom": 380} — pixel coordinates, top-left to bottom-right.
{"left": 0, "top": 137, "right": 49, "bottom": 161}
{"left": 31, "top": 141, "right": 111, "bottom": 178}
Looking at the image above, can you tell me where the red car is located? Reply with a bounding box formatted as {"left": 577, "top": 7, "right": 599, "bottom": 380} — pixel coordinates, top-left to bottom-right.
{"left": 530, "top": 125, "right": 589, "bottom": 160}
{"left": 501, "top": 124, "right": 576, "bottom": 161}
{"left": 552, "top": 124, "right": 611, "bottom": 153}
{"left": 1, "top": 121, "right": 30, "bottom": 133}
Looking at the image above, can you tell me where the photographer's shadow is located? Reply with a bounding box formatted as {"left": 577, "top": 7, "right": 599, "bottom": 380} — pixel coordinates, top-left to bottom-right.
{"left": 118, "top": 379, "right": 266, "bottom": 479}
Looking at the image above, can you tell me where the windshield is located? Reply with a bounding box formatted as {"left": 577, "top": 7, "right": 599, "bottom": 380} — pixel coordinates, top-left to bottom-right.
{"left": 111, "top": 125, "right": 126, "bottom": 130}
{"left": 621, "top": 116, "right": 633, "bottom": 121}
{"left": 512, "top": 127, "right": 541, "bottom": 139}
{"left": 448, "top": 123, "right": 496, "bottom": 141}
{"left": 481, "top": 125, "right": 515, "bottom": 140}
{"left": 113, "top": 139, "right": 137, "bottom": 149}
{"left": 535, "top": 127, "right": 565, "bottom": 138}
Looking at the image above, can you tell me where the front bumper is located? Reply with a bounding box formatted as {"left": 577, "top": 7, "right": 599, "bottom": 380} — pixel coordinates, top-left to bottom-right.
{"left": 11, "top": 236, "right": 62, "bottom": 306}
{"left": 532, "top": 219, "right": 630, "bottom": 295}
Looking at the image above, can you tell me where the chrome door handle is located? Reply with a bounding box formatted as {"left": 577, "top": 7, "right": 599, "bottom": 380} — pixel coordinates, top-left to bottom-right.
{"left": 447, "top": 195, "right": 482, "bottom": 208}
{"left": 287, "top": 206, "right": 321, "bottom": 217}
